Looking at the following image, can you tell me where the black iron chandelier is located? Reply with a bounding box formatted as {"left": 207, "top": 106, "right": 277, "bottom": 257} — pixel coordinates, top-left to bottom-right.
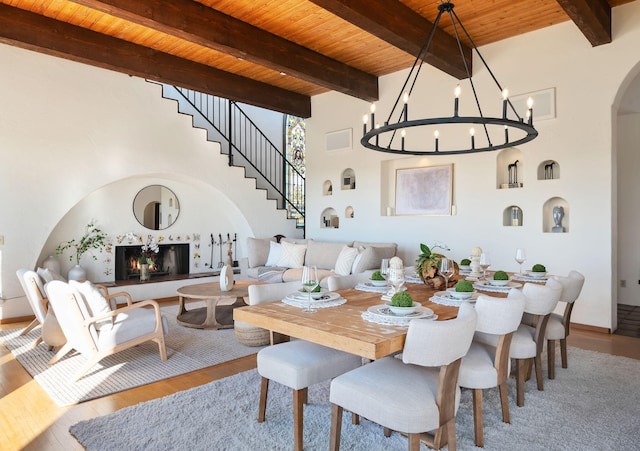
{"left": 361, "top": 1, "right": 538, "bottom": 155}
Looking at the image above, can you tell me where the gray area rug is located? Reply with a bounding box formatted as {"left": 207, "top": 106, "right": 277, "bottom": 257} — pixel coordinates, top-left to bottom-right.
{"left": 70, "top": 347, "right": 639, "bottom": 450}
{"left": 0, "top": 303, "right": 262, "bottom": 406}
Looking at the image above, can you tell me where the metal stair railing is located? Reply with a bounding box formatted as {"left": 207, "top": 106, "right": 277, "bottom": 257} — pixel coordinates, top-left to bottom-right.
{"left": 171, "top": 86, "right": 305, "bottom": 227}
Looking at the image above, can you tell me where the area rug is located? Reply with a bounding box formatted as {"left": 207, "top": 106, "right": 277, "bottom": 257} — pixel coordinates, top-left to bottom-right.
{"left": 0, "top": 303, "right": 262, "bottom": 406}
{"left": 70, "top": 347, "right": 640, "bottom": 450}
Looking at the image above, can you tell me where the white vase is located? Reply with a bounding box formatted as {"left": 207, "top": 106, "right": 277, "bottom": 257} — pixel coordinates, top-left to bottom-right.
{"left": 68, "top": 264, "right": 86, "bottom": 281}
{"left": 219, "top": 264, "right": 234, "bottom": 292}
{"left": 42, "top": 255, "right": 61, "bottom": 274}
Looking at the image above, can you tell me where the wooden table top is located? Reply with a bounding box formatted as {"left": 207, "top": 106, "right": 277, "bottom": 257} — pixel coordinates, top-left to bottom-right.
{"left": 177, "top": 280, "right": 252, "bottom": 299}
{"left": 233, "top": 282, "right": 459, "bottom": 360}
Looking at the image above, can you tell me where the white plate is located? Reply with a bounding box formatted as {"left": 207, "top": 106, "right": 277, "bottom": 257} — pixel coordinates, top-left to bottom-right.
{"left": 286, "top": 290, "right": 340, "bottom": 302}
{"left": 367, "top": 304, "right": 434, "bottom": 319}
{"left": 475, "top": 281, "right": 523, "bottom": 290}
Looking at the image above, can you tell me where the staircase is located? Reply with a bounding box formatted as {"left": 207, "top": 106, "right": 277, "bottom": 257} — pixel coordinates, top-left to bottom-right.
{"left": 157, "top": 83, "right": 305, "bottom": 229}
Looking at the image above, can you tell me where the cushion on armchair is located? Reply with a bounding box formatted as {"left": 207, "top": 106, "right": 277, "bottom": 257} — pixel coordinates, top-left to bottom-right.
{"left": 69, "top": 280, "right": 113, "bottom": 331}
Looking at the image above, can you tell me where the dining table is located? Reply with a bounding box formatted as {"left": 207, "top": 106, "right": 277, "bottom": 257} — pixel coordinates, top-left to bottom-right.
{"left": 233, "top": 281, "right": 461, "bottom": 360}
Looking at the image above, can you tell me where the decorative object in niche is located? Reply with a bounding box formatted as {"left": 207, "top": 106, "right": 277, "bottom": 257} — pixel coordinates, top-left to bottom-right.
{"left": 340, "top": 168, "right": 356, "bottom": 190}
{"left": 133, "top": 185, "right": 180, "bottom": 230}
{"left": 552, "top": 206, "right": 565, "bottom": 233}
{"left": 395, "top": 165, "right": 452, "bottom": 216}
{"left": 507, "top": 160, "right": 521, "bottom": 188}
{"left": 538, "top": 160, "right": 560, "bottom": 180}
{"left": 323, "top": 180, "right": 333, "bottom": 196}
{"left": 345, "top": 206, "right": 354, "bottom": 219}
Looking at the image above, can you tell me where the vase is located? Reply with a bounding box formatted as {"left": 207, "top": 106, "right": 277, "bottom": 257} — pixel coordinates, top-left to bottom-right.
{"left": 219, "top": 264, "right": 234, "bottom": 292}
{"left": 42, "top": 255, "right": 61, "bottom": 274}
{"left": 140, "top": 263, "right": 150, "bottom": 282}
{"left": 68, "top": 264, "right": 87, "bottom": 281}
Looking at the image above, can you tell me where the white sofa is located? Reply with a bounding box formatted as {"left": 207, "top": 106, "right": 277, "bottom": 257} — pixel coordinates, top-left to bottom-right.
{"left": 240, "top": 237, "right": 397, "bottom": 286}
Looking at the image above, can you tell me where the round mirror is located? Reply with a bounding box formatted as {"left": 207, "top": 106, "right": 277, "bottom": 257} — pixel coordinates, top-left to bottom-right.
{"left": 133, "top": 185, "right": 180, "bottom": 230}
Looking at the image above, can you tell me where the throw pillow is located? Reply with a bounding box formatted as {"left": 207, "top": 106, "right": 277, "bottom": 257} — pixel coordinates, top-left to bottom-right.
{"left": 265, "top": 241, "right": 282, "bottom": 267}
{"left": 351, "top": 246, "right": 381, "bottom": 274}
{"left": 69, "top": 280, "right": 113, "bottom": 331}
{"left": 277, "top": 241, "right": 307, "bottom": 269}
{"left": 334, "top": 245, "right": 358, "bottom": 276}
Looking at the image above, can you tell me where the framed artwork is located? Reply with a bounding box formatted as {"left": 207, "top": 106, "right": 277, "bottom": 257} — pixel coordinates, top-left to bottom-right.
{"left": 395, "top": 164, "right": 453, "bottom": 215}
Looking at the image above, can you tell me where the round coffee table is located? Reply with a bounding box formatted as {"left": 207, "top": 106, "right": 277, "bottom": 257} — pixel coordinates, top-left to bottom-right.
{"left": 176, "top": 280, "right": 251, "bottom": 329}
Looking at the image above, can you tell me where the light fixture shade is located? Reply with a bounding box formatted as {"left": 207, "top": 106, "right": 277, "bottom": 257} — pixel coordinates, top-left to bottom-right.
{"left": 361, "top": 2, "right": 538, "bottom": 155}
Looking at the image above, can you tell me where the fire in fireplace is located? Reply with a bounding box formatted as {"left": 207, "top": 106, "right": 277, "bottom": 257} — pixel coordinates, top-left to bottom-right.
{"left": 114, "top": 243, "right": 189, "bottom": 281}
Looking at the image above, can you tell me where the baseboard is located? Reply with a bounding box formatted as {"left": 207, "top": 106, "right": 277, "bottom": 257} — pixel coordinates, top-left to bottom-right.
{"left": 572, "top": 322, "right": 611, "bottom": 334}
{"left": 0, "top": 315, "right": 34, "bottom": 325}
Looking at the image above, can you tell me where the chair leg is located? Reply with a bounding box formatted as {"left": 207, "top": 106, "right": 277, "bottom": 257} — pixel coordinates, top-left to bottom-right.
{"left": 547, "top": 339, "right": 556, "bottom": 380}
{"left": 534, "top": 354, "right": 544, "bottom": 391}
{"left": 48, "top": 342, "right": 73, "bottom": 365}
{"left": 351, "top": 412, "right": 360, "bottom": 425}
{"left": 472, "top": 389, "right": 484, "bottom": 447}
{"left": 20, "top": 318, "right": 40, "bottom": 336}
{"left": 515, "top": 358, "right": 526, "bottom": 407}
{"left": 499, "top": 382, "right": 510, "bottom": 424}
{"left": 560, "top": 338, "right": 568, "bottom": 368}
{"left": 408, "top": 433, "right": 421, "bottom": 451}
{"left": 383, "top": 427, "right": 392, "bottom": 437}
{"left": 293, "top": 388, "right": 306, "bottom": 451}
{"left": 330, "top": 403, "right": 343, "bottom": 451}
{"left": 258, "top": 377, "right": 269, "bottom": 423}
{"left": 446, "top": 419, "right": 457, "bottom": 451}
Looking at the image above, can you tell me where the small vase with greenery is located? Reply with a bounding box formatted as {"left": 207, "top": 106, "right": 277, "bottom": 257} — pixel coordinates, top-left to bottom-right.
{"left": 56, "top": 221, "right": 108, "bottom": 265}
{"left": 139, "top": 235, "right": 159, "bottom": 266}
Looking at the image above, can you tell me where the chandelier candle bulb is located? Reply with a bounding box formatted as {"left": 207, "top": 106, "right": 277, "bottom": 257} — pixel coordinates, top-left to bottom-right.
{"left": 502, "top": 89, "right": 509, "bottom": 118}
{"left": 401, "top": 129, "right": 406, "bottom": 151}
{"left": 362, "top": 114, "right": 368, "bottom": 134}
{"left": 470, "top": 127, "right": 475, "bottom": 149}
{"left": 370, "top": 103, "right": 376, "bottom": 129}
{"left": 434, "top": 130, "right": 439, "bottom": 152}
{"left": 403, "top": 92, "right": 409, "bottom": 121}
{"left": 527, "top": 97, "right": 534, "bottom": 125}
{"left": 454, "top": 85, "right": 461, "bottom": 117}
{"left": 504, "top": 125, "right": 509, "bottom": 143}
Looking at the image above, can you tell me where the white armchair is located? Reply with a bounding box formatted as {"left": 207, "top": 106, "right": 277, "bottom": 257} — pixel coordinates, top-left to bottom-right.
{"left": 44, "top": 280, "right": 168, "bottom": 381}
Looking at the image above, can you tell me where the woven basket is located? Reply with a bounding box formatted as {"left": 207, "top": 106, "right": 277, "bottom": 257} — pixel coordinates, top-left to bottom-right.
{"left": 234, "top": 323, "right": 270, "bottom": 347}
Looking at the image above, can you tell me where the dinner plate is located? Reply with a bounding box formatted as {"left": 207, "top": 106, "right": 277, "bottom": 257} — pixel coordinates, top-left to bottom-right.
{"left": 286, "top": 290, "right": 341, "bottom": 302}
{"left": 474, "top": 281, "right": 523, "bottom": 290}
{"left": 367, "top": 304, "right": 434, "bottom": 319}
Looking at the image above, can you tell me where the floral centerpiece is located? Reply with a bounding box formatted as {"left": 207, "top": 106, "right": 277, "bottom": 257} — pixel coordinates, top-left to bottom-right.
{"left": 56, "top": 221, "right": 108, "bottom": 264}
{"left": 415, "top": 241, "right": 459, "bottom": 290}
{"left": 139, "top": 235, "right": 159, "bottom": 265}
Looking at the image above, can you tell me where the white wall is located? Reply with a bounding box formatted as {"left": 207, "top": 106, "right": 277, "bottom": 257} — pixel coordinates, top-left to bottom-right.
{"left": 306, "top": 1, "right": 640, "bottom": 330}
{"left": 0, "top": 44, "right": 299, "bottom": 318}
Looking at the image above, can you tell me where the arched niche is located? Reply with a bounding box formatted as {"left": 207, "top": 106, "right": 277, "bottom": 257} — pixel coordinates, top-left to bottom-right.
{"left": 496, "top": 148, "right": 524, "bottom": 189}
{"left": 323, "top": 180, "right": 333, "bottom": 196}
{"left": 503, "top": 205, "right": 523, "bottom": 226}
{"left": 543, "top": 197, "right": 569, "bottom": 233}
{"left": 537, "top": 160, "right": 560, "bottom": 180}
{"left": 341, "top": 168, "right": 356, "bottom": 190}
{"left": 345, "top": 206, "right": 354, "bottom": 219}
{"left": 321, "top": 207, "right": 339, "bottom": 228}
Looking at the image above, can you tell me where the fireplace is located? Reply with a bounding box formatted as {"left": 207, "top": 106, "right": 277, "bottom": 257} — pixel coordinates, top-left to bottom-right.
{"left": 115, "top": 244, "right": 189, "bottom": 281}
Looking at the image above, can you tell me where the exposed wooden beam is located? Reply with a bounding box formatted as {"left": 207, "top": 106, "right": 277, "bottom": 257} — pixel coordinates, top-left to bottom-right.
{"left": 70, "top": 0, "right": 378, "bottom": 102}
{"left": 309, "top": 0, "right": 472, "bottom": 80}
{"left": 0, "top": 3, "right": 310, "bottom": 117}
{"left": 556, "top": 0, "right": 612, "bottom": 46}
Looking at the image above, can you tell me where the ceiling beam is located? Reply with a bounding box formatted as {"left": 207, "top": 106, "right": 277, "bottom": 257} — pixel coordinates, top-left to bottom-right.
{"left": 0, "top": 4, "right": 311, "bottom": 117}
{"left": 309, "top": 0, "right": 472, "bottom": 80}
{"left": 70, "top": 0, "right": 378, "bottom": 102}
{"left": 556, "top": 0, "right": 611, "bottom": 46}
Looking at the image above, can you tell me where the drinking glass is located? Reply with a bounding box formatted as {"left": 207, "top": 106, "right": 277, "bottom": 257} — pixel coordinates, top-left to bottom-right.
{"left": 380, "top": 258, "right": 390, "bottom": 280}
{"left": 301, "top": 265, "right": 318, "bottom": 313}
{"left": 439, "top": 258, "right": 455, "bottom": 289}
{"left": 515, "top": 248, "right": 526, "bottom": 274}
{"left": 479, "top": 252, "right": 491, "bottom": 280}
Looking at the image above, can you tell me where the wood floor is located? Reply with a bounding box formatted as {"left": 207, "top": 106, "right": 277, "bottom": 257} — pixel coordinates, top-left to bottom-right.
{"left": 0, "top": 321, "right": 638, "bottom": 451}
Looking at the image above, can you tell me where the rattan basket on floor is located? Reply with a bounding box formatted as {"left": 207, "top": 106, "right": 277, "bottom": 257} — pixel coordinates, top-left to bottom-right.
{"left": 235, "top": 323, "right": 270, "bottom": 347}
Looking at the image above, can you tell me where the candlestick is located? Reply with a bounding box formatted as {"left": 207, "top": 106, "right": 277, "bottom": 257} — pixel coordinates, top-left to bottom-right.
{"left": 470, "top": 127, "right": 475, "bottom": 149}
{"left": 454, "top": 85, "right": 461, "bottom": 116}
{"left": 370, "top": 103, "right": 376, "bottom": 129}
{"left": 403, "top": 92, "right": 409, "bottom": 121}
{"left": 362, "top": 114, "right": 368, "bottom": 134}
{"left": 502, "top": 88, "right": 509, "bottom": 118}
{"left": 527, "top": 97, "right": 534, "bottom": 125}
{"left": 434, "top": 130, "right": 439, "bottom": 152}
{"left": 401, "top": 129, "right": 406, "bottom": 151}
{"left": 504, "top": 125, "right": 509, "bottom": 143}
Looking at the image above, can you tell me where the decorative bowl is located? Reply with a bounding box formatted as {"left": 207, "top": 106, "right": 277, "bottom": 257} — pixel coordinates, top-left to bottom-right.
{"left": 447, "top": 288, "right": 473, "bottom": 300}
{"left": 459, "top": 265, "right": 471, "bottom": 272}
{"left": 369, "top": 279, "right": 388, "bottom": 287}
{"left": 527, "top": 271, "right": 547, "bottom": 278}
{"left": 299, "top": 288, "right": 325, "bottom": 299}
{"left": 387, "top": 301, "right": 421, "bottom": 316}
{"left": 488, "top": 279, "right": 510, "bottom": 286}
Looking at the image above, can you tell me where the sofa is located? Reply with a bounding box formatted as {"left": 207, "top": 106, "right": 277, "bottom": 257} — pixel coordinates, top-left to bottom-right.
{"left": 240, "top": 237, "right": 398, "bottom": 286}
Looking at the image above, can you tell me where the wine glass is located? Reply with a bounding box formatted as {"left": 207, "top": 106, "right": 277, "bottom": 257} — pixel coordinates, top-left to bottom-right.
{"left": 301, "top": 265, "right": 319, "bottom": 314}
{"left": 380, "top": 258, "right": 390, "bottom": 281}
{"left": 479, "top": 252, "right": 491, "bottom": 280}
{"left": 515, "top": 248, "right": 526, "bottom": 275}
{"left": 439, "top": 258, "right": 455, "bottom": 290}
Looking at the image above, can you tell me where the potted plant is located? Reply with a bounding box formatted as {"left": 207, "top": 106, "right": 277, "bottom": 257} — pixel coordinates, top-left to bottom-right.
{"left": 56, "top": 221, "right": 108, "bottom": 280}
{"left": 415, "top": 242, "right": 458, "bottom": 290}
{"left": 139, "top": 235, "right": 159, "bottom": 281}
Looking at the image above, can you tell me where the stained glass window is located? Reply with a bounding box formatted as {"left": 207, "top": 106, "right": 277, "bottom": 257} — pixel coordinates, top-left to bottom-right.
{"left": 285, "top": 115, "right": 306, "bottom": 228}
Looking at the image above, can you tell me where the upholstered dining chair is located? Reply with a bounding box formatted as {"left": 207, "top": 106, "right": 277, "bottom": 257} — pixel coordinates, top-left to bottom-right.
{"left": 457, "top": 289, "right": 525, "bottom": 447}
{"left": 252, "top": 281, "right": 362, "bottom": 451}
{"left": 508, "top": 279, "right": 562, "bottom": 407}
{"left": 44, "top": 280, "right": 168, "bottom": 381}
{"left": 329, "top": 303, "right": 477, "bottom": 451}
{"left": 15, "top": 269, "right": 66, "bottom": 349}
{"left": 326, "top": 272, "right": 371, "bottom": 291}
{"left": 546, "top": 270, "right": 585, "bottom": 379}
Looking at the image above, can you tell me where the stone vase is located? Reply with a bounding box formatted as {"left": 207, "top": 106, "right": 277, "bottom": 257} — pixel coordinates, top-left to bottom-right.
{"left": 68, "top": 264, "right": 87, "bottom": 281}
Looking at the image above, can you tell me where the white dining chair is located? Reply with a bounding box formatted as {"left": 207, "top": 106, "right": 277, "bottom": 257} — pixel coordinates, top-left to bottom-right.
{"left": 253, "top": 282, "right": 362, "bottom": 451}
{"left": 457, "top": 289, "right": 525, "bottom": 447}
{"left": 329, "top": 303, "right": 477, "bottom": 451}
{"left": 546, "top": 270, "right": 585, "bottom": 379}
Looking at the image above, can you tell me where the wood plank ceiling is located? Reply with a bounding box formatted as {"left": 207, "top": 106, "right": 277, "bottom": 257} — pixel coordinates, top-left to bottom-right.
{"left": 0, "top": 0, "right": 634, "bottom": 117}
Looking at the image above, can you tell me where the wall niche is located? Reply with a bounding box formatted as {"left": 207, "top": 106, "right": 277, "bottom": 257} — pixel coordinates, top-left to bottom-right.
{"left": 345, "top": 206, "right": 354, "bottom": 219}
{"left": 496, "top": 148, "right": 524, "bottom": 189}
{"left": 503, "top": 205, "right": 523, "bottom": 227}
{"left": 537, "top": 160, "right": 560, "bottom": 180}
{"left": 321, "top": 207, "right": 339, "bottom": 229}
{"left": 543, "top": 197, "right": 569, "bottom": 233}
{"left": 323, "top": 180, "right": 333, "bottom": 196}
{"left": 341, "top": 168, "right": 356, "bottom": 190}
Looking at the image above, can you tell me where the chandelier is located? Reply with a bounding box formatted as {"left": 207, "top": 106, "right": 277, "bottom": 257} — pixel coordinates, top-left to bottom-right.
{"left": 361, "top": 2, "right": 538, "bottom": 155}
